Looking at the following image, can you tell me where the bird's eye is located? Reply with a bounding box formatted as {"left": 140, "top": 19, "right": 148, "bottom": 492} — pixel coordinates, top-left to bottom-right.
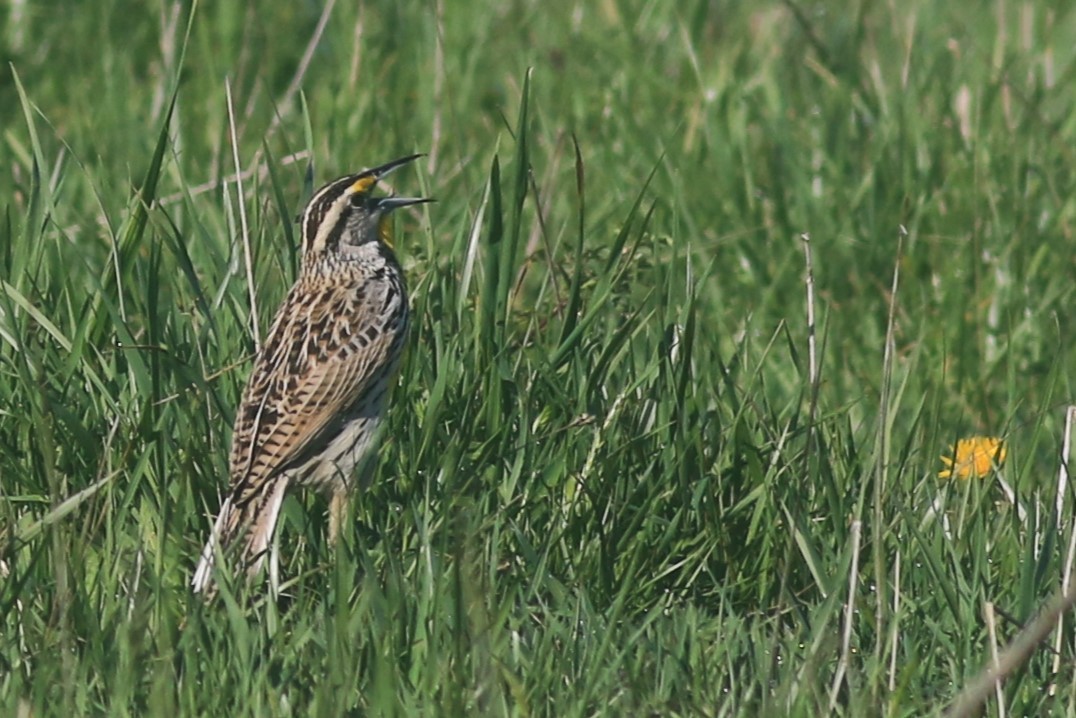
{"left": 349, "top": 193, "right": 367, "bottom": 208}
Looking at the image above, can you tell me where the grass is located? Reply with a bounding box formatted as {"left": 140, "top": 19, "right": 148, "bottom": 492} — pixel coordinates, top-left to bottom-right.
{"left": 1, "top": 0, "right": 1075, "bottom": 714}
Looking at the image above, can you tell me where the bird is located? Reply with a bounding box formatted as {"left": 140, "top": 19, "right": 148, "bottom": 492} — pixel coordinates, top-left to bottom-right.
{"left": 192, "top": 153, "right": 430, "bottom": 595}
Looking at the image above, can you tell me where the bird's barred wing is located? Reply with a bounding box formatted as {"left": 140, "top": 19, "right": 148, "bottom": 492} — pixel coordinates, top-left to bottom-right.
{"left": 227, "top": 283, "right": 404, "bottom": 505}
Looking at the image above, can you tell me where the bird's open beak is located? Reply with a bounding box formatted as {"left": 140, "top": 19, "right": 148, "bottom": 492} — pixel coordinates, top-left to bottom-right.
{"left": 374, "top": 196, "right": 435, "bottom": 212}
{"left": 349, "top": 153, "right": 426, "bottom": 195}
{"left": 364, "top": 153, "right": 425, "bottom": 180}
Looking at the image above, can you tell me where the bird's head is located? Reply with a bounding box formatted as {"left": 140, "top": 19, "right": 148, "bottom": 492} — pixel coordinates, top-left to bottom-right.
{"left": 299, "top": 153, "right": 431, "bottom": 260}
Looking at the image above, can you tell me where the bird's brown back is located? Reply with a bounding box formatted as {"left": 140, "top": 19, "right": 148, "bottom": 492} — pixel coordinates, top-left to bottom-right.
{"left": 227, "top": 256, "right": 408, "bottom": 507}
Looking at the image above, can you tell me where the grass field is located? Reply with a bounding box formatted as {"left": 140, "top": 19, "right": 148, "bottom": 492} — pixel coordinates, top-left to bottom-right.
{"left": 2, "top": 0, "right": 1075, "bottom": 715}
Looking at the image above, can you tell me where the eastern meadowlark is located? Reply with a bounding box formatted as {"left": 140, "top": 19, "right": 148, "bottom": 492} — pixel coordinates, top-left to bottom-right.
{"left": 192, "top": 153, "right": 429, "bottom": 595}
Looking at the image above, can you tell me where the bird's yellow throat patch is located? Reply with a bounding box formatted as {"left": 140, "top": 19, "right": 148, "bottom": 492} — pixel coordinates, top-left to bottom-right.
{"left": 378, "top": 215, "right": 395, "bottom": 249}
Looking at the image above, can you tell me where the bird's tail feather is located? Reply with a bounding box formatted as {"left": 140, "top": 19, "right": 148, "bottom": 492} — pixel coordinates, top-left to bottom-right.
{"left": 192, "top": 478, "right": 290, "bottom": 595}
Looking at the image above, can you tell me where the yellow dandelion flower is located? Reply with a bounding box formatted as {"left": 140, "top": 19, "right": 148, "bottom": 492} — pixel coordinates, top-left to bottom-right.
{"left": 939, "top": 436, "right": 1007, "bottom": 480}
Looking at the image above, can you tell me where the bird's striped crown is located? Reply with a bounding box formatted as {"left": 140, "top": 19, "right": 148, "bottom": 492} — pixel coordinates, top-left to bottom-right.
{"left": 298, "top": 154, "right": 429, "bottom": 258}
